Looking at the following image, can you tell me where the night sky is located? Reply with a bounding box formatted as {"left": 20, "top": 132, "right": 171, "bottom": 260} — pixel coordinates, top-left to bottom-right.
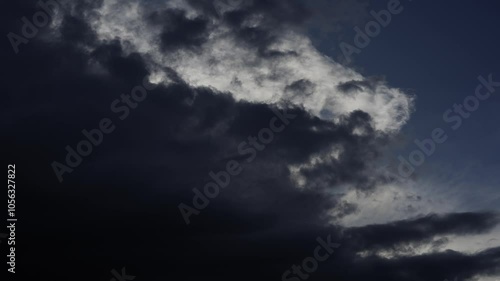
{"left": 2, "top": 1, "right": 500, "bottom": 280}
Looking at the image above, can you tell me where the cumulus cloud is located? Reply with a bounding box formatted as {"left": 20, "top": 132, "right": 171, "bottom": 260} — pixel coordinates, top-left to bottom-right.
{"left": 55, "top": 0, "right": 413, "bottom": 133}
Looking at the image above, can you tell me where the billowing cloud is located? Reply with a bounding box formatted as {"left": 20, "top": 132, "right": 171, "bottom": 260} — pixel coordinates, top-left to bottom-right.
{"left": 53, "top": 0, "right": 413, "bottom": 133}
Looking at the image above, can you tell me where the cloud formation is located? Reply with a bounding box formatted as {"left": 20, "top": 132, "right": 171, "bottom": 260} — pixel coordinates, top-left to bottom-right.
{"left": 1, "top": 0, "right": 499, "bottom": 281}
{"left": 57, "top": 0, "right": 413, "bottom": 132}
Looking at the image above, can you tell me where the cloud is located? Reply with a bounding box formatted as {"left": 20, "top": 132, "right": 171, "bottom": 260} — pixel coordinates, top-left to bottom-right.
{"left": 148, "top": 8, "right": 210, "bottom": 51}
{"left": 1, "top": 1, "right": 499, "bottom": 280}
{"left": 53, "top": 0, "right": 413, "bottom": 133}
{"left": 345, "top": 212, "right": 500, "bottom": 254}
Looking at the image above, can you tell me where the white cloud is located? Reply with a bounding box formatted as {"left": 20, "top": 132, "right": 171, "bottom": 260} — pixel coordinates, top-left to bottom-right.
{"left": 66, "top": 0, "right": 413, "bottom": 133}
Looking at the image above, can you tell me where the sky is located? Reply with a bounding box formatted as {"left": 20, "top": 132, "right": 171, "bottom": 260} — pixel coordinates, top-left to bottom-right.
{"left": 2, "top": 0, "right": 500, "bottom": 280}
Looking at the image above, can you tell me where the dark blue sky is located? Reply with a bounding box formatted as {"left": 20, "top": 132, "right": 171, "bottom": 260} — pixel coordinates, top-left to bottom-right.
{"left": 311, "top": 0, "right": 500, "bottom": 210}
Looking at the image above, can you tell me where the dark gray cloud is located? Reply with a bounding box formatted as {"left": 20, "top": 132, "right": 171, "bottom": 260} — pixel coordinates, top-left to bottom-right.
{"left": 60, "top": 15, "right": 97, "bottom": 45}
{"left": 186, "top": 0, "right": 309, "bottom": 57}
{"left": 337, "top": 76, "right": 387, "bottom": 94}
{"left": 148, "top": 8, "right": 210, "bottom": 51}
{"left": 345, "top": 212, "right": 500, "bottom": 252}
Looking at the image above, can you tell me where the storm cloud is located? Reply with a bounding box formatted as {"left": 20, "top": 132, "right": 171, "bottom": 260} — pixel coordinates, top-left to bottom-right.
{"left": 2, "top": 0, "right": 499, "bottom": 281}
